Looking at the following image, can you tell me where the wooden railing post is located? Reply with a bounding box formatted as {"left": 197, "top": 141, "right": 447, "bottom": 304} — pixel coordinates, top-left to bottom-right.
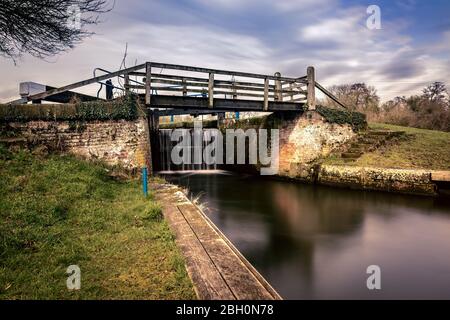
{"left": 208, "top": 72, "right": 214, "bottom": 108}
{"left": 274, "top": 72, "right": 282, "bottom": 101}
{"left": 182, "top": 78, "right": 187, "bottom": 96}
{"left": 288, "top": 82, "right": 294, "bottom": 101}
{"left": 264, "top": 77, "right": 269, "bottom": 111}
{"left": 307, "top": 66, "right": 316, "bottom": 110}
{"left": 124, "top": 73, "right": 130, "bottom": 94}
{"left": 145, "top": 62, "right": 152, "bottom": 105}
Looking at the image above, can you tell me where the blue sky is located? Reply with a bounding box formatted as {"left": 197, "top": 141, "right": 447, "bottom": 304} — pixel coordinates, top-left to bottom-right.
{"left": 1, "top": 0, "right": 449, "bottom": 102}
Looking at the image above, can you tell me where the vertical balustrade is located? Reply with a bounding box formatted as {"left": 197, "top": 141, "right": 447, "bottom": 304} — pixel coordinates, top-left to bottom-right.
{"left": 208, "top": 72, "right": 214, "bottom": 108}
{"left": 124, "top": 73, "right": 130, "bottom": 94}
{"left": 307, "top": 66, "right": 316, "bottom": 110}
{"left": 145, "top": 62, "right": 152, "bottom": 105}
{"left": 182, "top": 78, "right": 187, "bottom": 96}
{"left": 264, "top": 78, "right": 269, "bottom": 111}
{"left": 274, "top": 72, "right": 282, "bottom": 102}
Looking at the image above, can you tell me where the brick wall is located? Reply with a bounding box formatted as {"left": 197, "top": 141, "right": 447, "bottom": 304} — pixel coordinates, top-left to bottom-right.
{"left": 278, "top": 111, "right": 356, "bottom": 181}
{"left": 1, "top": 118, "right": 152, "bottom": 170}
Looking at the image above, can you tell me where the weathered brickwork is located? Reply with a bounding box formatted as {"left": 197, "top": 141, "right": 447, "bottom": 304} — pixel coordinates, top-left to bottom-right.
{"left": 1, "top": 119, "right": 151, "bottom": 170}
{"left": 278, "top": 111, "right": 356, "bottom": 180}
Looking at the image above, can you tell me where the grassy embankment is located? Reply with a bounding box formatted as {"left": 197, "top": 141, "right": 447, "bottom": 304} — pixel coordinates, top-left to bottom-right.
{"left": 324, "top": 123, "right": 450, "bottom": 170}
{"left": 0, "top": 147, "right": 195, "bottom": 299}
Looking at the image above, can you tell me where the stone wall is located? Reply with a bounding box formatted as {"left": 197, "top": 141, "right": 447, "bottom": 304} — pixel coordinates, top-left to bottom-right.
{"left": 278, "top": 111, "right": 356, "bottom": 181}
{"left": 318, "top": 165, "right": 437, "bottom": 196}
{"left": 0, "top": 118, "right": 151, "bottom": 170}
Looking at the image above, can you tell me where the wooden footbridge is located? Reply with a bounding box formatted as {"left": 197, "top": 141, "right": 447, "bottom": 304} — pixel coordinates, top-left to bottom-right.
{"left": 14, "top": 61, "right": 346, "bottom": 115}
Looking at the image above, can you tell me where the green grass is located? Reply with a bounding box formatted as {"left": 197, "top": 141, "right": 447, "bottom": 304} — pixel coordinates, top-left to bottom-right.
{"left": 0, "top": 147, "right": 195, "bottom": 300}
{"left": 323, "top": 123, "right": 450, "bottom": 170}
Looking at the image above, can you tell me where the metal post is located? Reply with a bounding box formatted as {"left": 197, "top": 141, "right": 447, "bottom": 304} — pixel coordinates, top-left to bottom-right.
{"left": 307, "top": 66, "right": 316, "bottom": 110}
{"left": 142, "top": 167, "right": 148, "bottom": 197}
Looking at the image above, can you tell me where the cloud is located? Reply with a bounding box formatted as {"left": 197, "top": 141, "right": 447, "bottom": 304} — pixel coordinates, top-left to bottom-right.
{"left": 299, "top": 9, "right": 366, "bottom": 45}
{"left": 0, "top": 0, "right": 449, "bottom": 103}
{"left": 192, "top": 0, "right": 334, "bottom": 12}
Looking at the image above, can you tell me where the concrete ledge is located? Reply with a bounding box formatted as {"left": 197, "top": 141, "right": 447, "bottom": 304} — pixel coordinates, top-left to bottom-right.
{"left": 153, "top": 183, "right": 281, "bottom": 300}
{"left": 432, "top": 171, "right": 450, "bottom": 182}
{"left": 317, "top": 165, "right": 438, "bottom": 196}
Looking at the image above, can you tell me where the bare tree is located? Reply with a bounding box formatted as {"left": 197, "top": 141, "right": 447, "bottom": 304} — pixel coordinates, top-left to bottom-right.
{"left": 326, "top": 83, "right": 380, "bottom": 112}
{"left": 0, "top": 0, "right": 113, "bottom": 62}
{"left": 422, "top": 82, "right": 448, "bottom": 104}
{"left": 381, "top": 96, "right": 407, "bottom": 112}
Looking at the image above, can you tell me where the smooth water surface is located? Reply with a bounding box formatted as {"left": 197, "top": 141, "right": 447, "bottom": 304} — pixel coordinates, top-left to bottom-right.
{"left": 163, "top": 171, "right": 450, "bottom": 299}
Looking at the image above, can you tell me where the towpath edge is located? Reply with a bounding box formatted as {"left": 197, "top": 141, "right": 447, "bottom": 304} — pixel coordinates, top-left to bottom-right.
{"left": 152, "top": 182, "right": 282, "bottom": 300}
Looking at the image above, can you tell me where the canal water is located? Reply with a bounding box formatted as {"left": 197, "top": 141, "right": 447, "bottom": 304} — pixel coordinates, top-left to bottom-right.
{"left": 162, "top": 171, "right": 450, "bottom": 300}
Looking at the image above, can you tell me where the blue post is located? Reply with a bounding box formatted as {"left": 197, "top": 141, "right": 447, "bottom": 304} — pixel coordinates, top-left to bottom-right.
{"left": 170, "top": 115, "right": 174, "bottom": 123}
{"left": 142, "top": 167, "right": 148, "bottom": 197}
{"left": 235, "top": 112, "right": 240, "bottom": 120}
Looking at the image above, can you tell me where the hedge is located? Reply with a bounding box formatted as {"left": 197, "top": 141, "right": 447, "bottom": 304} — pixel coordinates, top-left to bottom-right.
{"left": 0, "top": 94, "right": 140, "bottom": 122}
{"left": 316, "top": 105, "right": 367, "bottom": 131}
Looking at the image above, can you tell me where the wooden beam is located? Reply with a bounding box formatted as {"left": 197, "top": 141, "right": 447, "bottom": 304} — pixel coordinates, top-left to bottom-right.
{"left": 152, "top": 78, "right": 204, "bottom": 87}
{"left": 27, "top": 63, "right": 146, "bottom": 102}
{"left": 156, "top": 109, "right": 230, "bottom": 117}
{"left": 152, "top": 87, "right": 275, "bottom": 98}
{"left": 182, "top": 78, "right": 187, "bottom": 96}
{"left": 282, "top": 90, "right": 307, "bottom": 97}
{"left": 283, "top": 83, "right": 306, "bottom": 90}
{"left": 149, "top": 61, "right": 301, "bottom": 82}
{"left": 208, "top": 73, "right": 214, "bottom": 108}
{"left": 315, "top": 81, "right": 347, "bottom": 109}
{"left": 149, "top": 95, "right": 305, "bottom": 111}
{"left": 125, "top": 84, "right": 145, "bottom": 90}
{"left": 264, "top": 78, "right": 269, "bottom": 111}
{"left": 124, "top": 73, "right": 130, "bottom": 93}
{"left": 307, "top": 66, "right": 316, "bottom": 110}
{"left": 287, "top": 83, "right": 294, "bottom": 101}
{"left": 145, "top": 62, "right": 152, "bottom": 105}
{"left": 274, "top": 72, "right": 282, "bottom": 101}
{"left": 215, "top": 80, "right": 274, "bottom": 89}
{"left": 129, "top": 72, "right": 210, "bottom": 83}
{"left": 151, "top": 80, "right": 279, "bottom": 93}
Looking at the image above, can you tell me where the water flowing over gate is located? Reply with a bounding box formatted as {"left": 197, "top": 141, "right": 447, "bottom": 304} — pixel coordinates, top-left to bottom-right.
{"left": 157, "top": 129, "right": 219, "bottom": 172}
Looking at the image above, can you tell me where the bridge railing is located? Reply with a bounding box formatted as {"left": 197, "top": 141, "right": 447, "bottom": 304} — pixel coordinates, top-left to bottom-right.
{"left": 24, "top": 61, "right": 347, "bottom": 110}
{"left": 123, "top": 62, "right": 310, "bottom": 111}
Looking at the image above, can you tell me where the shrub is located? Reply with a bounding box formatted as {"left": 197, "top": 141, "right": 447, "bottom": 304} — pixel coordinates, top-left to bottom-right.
{"left": 316, "top": 105, "right": 367, "bottom": 132}
{"left": 144, "top": 202, "right": 163, "bottom": 221}
{"left": 0, "top": 94, "right": 140, "bottom": 122}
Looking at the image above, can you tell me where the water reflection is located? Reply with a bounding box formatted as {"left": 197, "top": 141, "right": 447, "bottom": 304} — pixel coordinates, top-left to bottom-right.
{"left": 163, "top": 171, "right": 450, "bottom": 299}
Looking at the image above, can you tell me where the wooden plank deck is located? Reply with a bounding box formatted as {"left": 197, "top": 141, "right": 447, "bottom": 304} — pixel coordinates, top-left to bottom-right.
{"left": 153, "top": 183, "right": 281, "bottom": 300}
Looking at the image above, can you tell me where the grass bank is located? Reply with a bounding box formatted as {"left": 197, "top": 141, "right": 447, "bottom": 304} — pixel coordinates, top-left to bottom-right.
{"left": 324, "top": 123, "right": 450, "bottom": 170}
{"left": 0, "top": 147, "right": 195, "bottom": 299}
